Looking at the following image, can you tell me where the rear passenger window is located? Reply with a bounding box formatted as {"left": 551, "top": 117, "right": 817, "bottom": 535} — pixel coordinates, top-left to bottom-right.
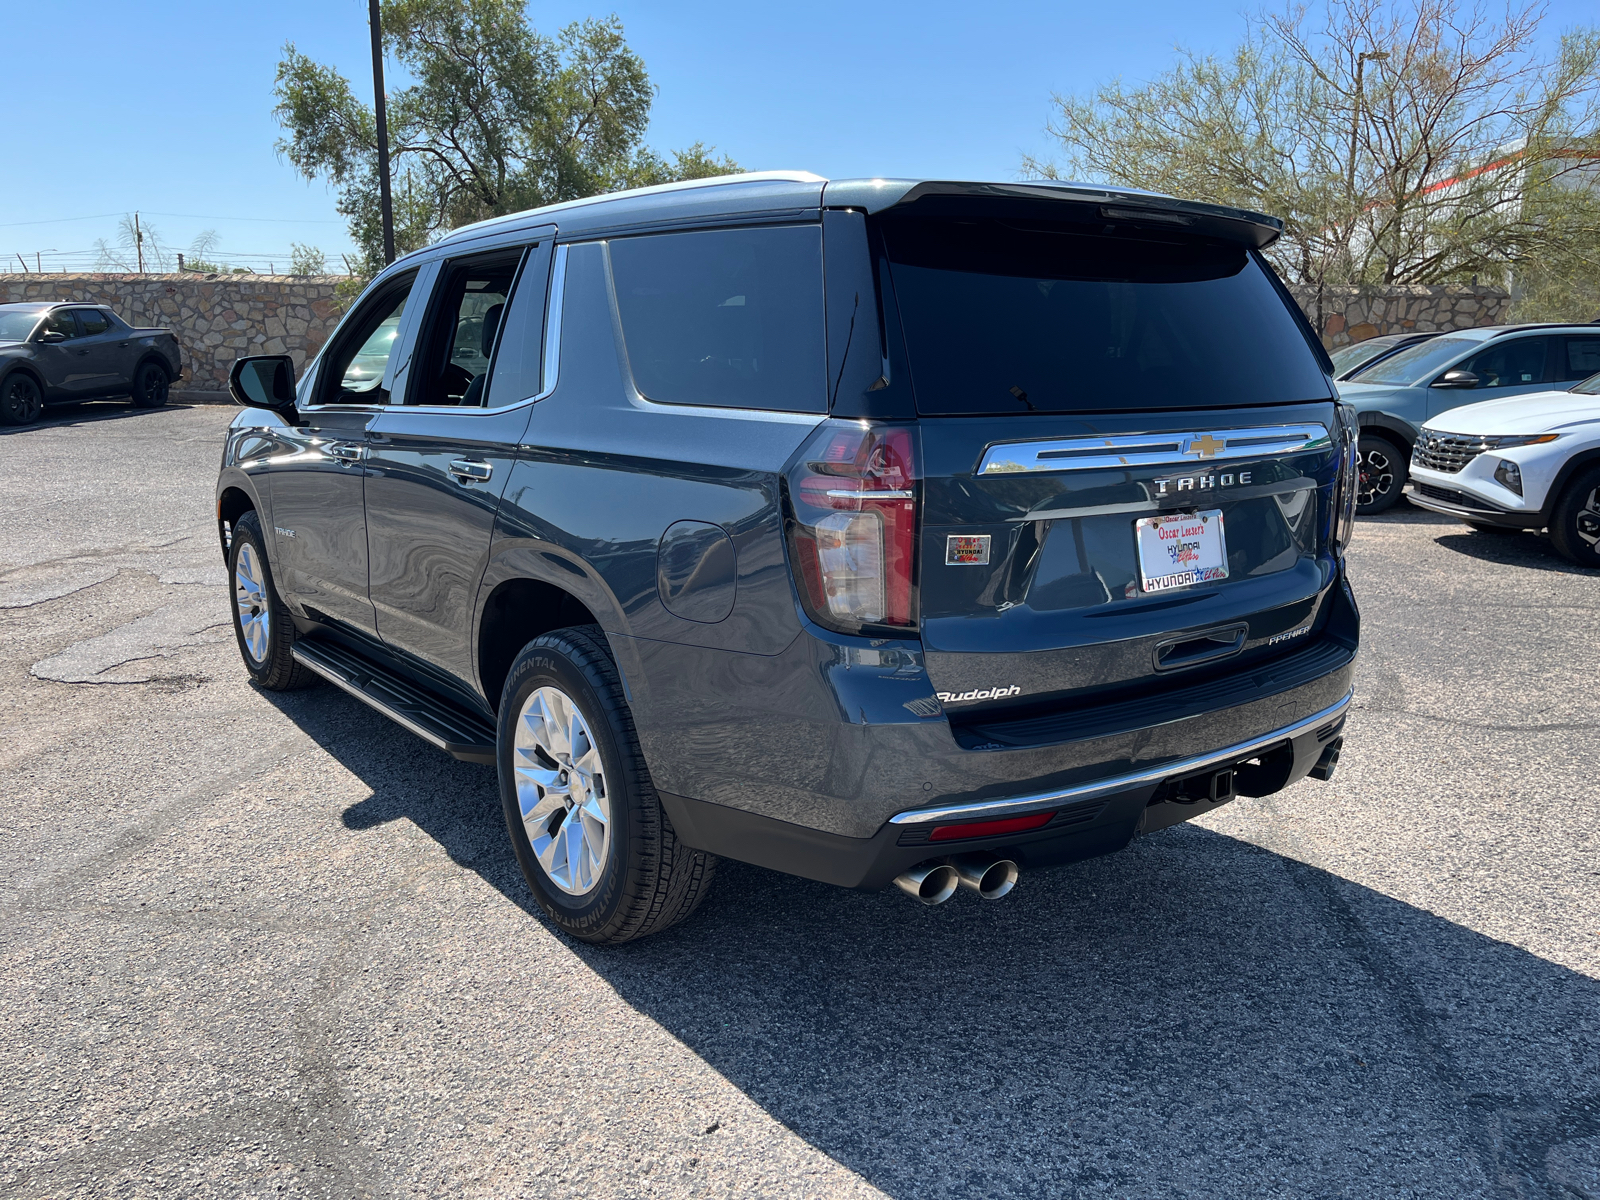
{"left": 608, "top": 225, "right": 826, "bottom": 413}
{"left": 76, "top": 310, "right": 111, "bottom": 335}
{"left": 1560, "top": 336, "right": 1600, "bottom": 382}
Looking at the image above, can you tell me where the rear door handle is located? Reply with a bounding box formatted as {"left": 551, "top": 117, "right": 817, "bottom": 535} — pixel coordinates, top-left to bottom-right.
{"left": 328, "top": 442, "right": 366, "bottom": 464}
{"left": 448, "top": 459, "right": 492, "bottom": 484}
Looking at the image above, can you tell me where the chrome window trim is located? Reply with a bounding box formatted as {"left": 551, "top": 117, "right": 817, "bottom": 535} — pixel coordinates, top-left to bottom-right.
{"left": 975, "top": 423, "right": 1331, "bottom": 476}
{"left": 888, "top": 689, "right": 1353, "bottom": 826}
{"left": 302, "top": 244, "right": 566, "bottom": 420}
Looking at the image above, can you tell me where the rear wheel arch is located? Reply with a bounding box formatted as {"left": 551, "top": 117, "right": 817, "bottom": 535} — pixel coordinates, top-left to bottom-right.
{"left": 477, "top": 576, "right": 603, "bottom": 713}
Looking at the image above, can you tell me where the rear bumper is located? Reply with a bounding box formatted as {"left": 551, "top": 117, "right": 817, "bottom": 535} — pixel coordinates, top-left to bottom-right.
{"left": 621, "top": 572, "right": 1359, "bottom": 888}
{"left": 659, "top": 689, "right": 1351, "bottom": 889}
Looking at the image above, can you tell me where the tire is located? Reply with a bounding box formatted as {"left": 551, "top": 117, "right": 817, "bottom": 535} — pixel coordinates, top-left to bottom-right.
{"left": 228, "top": 510, "right": 317, "bottom": 689}
{"left": 1464, "top": 521, "right": 1521, "bottom": 535}
{"left": 129, "top": 360, "right": 170, "bottom": 409}
{"left": 1548, "top": 465, "right": 1600, "bottom": 568}
{"left": 1356, "top": 433, "right": 1407, "bottom": 514}
{"left": 0, "top": 372, "right": 44, "bottom": 426}
{"left": 497, "top": 625, "right": 716, "bottom": 945}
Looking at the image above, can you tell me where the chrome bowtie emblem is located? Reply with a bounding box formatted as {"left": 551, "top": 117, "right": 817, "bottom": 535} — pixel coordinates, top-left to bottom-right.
{"left": 1185, "top": 434, "right": 1227, "bottom": 459}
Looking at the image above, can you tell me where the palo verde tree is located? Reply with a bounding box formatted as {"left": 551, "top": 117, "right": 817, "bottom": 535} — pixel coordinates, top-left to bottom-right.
{"left": 274, "top": 0, "right": 739, "bottom": 276}
{"left": 1025, "top": 0, "right": 1600, "bottom": 318}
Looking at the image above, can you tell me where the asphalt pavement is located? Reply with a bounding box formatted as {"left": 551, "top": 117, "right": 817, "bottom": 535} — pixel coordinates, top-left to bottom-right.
{"left": 2, "top": 400, "right": 1597, "bottom": 1199}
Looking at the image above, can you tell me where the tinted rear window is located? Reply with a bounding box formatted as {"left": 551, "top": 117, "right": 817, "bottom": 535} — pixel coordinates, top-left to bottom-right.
{"left": 609, "top": 225, "right": 826, "bottom": 413}
{"left": 881, "top": 218, "right": 1329, "bottom": 415}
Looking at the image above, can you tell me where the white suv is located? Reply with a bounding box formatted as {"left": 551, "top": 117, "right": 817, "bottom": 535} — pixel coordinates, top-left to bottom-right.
{"left": 1407, "top": 371, "right": 1600, "bottom": 566}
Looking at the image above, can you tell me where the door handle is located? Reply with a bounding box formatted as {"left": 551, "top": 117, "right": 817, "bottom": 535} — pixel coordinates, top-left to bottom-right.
{"left": 448, "top": 459, "right": 492, "bottom": 484}
{"left": 328, "top": 442, "right": 366, "bottom": 464}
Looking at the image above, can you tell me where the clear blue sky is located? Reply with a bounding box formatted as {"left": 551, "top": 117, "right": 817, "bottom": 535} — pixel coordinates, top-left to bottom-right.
{"left": 1, "top": 0, "right": 1590, "bottom": 271}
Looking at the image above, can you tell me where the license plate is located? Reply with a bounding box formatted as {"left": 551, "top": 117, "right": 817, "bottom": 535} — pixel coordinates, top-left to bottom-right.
{"left": 1135, "top": 509, "right": 1229, "bottom": 593}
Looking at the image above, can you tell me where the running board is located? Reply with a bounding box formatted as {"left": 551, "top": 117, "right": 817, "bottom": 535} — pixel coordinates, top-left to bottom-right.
{"left": 291, "top": 639, "right": 498, "bottom": 765}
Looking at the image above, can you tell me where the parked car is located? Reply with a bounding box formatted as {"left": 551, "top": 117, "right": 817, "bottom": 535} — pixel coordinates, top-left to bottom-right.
{"left": 1327, "top": 330, "right": 1443, "bottom": 381}
{"left": 0, "top": 302, "right": 182, "bottom": 426}
{"left": 1407, "top": 373, "right": 1600, "bottom": 565}
{"left": 1336, "top": 323, "right": 1600, "bottom": 513}
{"left": 217, "top": 173, "right": 1360, "bottom": 944}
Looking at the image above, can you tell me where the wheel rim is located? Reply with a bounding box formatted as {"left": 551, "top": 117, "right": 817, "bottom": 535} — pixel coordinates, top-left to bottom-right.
{"left": 137, "top": 367, "right": 165, "bottom": 404}
{"left": 234, "top": 543, "right": 271, "bottom": 664}
{"left": 1575, "top": 486, "right": 1600, "bottom": 553}
{"left": 1357, "top": 445, "right": 1395, "bottom": 507}
{"left": 4, "top": 378, "right": 41, "bottom": 423}
{"left": 513, "top": 686, "right": 611, "bottom": 897}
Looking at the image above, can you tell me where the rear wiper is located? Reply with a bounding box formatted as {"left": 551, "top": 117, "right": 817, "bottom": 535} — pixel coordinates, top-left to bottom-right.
{"left": 1009, "top": 385, "right": 1037, "bottom": 412}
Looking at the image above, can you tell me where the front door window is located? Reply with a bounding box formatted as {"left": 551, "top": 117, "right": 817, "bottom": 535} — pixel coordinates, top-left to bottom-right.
{"left": 407, "top": 253, "right": 522, "bottom": 407}
{"left": 1458, "top": 337, "right": 1549, "bottom": 390}
{"left": 319, "top": 276, "right": 416, "bottom": 406}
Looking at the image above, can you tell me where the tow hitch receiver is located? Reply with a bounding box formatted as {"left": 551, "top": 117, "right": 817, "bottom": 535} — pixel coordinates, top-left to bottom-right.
{"left": 1171, "top": 766, "right": 1236, "bottom": 805}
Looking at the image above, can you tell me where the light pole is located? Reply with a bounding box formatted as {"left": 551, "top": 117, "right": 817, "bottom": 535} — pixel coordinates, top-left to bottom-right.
{"left": 1347, "top": 50, "right": 1389, "bottom": 196}
{"left": 369, "top": 0, "right": 396, "bottom": 266}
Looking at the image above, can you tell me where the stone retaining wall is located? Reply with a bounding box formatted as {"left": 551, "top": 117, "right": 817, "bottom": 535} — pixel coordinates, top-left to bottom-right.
{"left": 0, "top": 273, "right": 352, "bottom": 390}
{"left": 2, "top": 273, "right": 1512, "bottom": 386}
{"left": 1286, "top": 283, "right": 1510, "bottom": 349}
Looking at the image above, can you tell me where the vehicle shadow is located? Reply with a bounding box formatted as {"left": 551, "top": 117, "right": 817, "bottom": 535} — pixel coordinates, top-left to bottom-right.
{"left": 1365, "top": 501, "right": 1589, "bottom": 573}
{"left": 0, "top": 396, "right": 223, "bottom": 434}
{"left": 264, "top": 683, "right": 1600, "bottom": 1199}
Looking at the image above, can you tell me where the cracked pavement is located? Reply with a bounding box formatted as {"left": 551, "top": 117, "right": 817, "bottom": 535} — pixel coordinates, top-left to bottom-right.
{"left": 1, "top": 403, "right": 1597, "bottom": 1198}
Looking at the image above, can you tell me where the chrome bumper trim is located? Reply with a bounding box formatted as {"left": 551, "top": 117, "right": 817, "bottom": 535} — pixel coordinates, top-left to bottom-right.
{"left": 888, "top": 689, "right": 1354, "bottom": 825}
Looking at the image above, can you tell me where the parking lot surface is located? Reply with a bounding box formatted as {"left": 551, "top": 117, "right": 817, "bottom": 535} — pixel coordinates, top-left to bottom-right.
{"left": 2, "top": 402, "right": 1597, "bottom": 1199}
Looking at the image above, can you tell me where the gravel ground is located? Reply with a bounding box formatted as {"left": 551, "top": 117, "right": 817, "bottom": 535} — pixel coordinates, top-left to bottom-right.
{"left": 2, "top": 401, "right": 1597, "bottom": 1199}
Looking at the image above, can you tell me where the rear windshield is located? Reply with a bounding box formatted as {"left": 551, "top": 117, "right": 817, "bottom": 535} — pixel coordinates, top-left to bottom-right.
{"left": 1354, "top": 336, "right": 1476, "bottom": 386}
{"left": 881, "top": 217, "right": 1329, "bottom": 415}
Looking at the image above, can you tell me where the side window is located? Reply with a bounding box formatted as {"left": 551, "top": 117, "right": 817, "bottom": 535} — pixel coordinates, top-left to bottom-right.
{"left": 76, "top": 309, "right": 111, "bottom": 336}
{"left": 1559, "top": 336, "right": 1600, "bottom": 382}
{"left": 1457, "top": 337, "right": 1548, "bottom": 388}
{"left": 317, "top": 274, "right": 417, "bottom": 406}
{"left": 41, "top": 310, "right": 79, "bottom": 339}
{"left": 608, "top": 224, "right": 826, "bottom": 412}
{"left": 408, "top": 251, "right": 523, "bottom": 407}
{"left": 484, "top": 244, "right": 553, "bottom": 409}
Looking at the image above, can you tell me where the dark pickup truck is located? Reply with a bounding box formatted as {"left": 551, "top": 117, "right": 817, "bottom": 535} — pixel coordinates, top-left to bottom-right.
{"left": 0, "top": 302, "right": 181, "bottom": 425}
{"left": 218, "top": 173, "right": 1360, "bottom": 944}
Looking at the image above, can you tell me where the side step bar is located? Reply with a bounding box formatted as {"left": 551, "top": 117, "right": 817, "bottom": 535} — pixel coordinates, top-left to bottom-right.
{"left": 291, "top": 639, "right": 498, "bottom": 765}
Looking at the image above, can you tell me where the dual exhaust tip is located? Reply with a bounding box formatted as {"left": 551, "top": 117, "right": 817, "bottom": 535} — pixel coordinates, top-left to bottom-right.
{"left": 894, "top": 853, "right": 1019, "bottom": 905}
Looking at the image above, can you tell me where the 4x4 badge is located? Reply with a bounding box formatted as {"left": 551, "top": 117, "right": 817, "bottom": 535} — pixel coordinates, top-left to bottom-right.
{"left": 946, "top": 534, "right": 991, "bottom": 565}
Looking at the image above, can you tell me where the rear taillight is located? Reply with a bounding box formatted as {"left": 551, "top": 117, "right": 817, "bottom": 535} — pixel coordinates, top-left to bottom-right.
{"left": 1333, "top": 403, "right": 1358, "bottom": 552}
{"left": 784, "top": 421, "right": 920, "bottom": 636}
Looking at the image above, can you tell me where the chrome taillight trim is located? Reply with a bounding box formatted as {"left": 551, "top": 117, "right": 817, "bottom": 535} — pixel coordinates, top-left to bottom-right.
{"left": 975, "top": 424, "right": 1331, "bottom": 476}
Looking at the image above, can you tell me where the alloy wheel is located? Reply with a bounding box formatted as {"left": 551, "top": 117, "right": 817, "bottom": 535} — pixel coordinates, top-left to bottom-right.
{"left": 1575, "top": 487, "right": 1600, "bottom": 553}
{"left": 1357, "top": 445, "right": 1395, "bottom": 508}
{"left": 234, "top": 543, "right": 271, "bottom": 663}
{"left": 513, "top": 686, "right": 611, "bottom": 896}
{"left": 2, "top": 376, "right": 43, "bottom": 425}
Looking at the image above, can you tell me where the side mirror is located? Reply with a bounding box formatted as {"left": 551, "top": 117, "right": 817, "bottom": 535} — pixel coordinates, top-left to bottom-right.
{"left": 36, "top": 330, "right": 67, "bottom": 344}
{"left": 229, "top": 354, "right": 299, "bottom": 417}
{"left": 1432, "top": 369, "right": 1480, "bottom": 389}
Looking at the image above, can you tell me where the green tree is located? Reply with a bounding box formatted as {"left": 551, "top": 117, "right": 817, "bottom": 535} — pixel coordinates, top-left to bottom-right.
{"left": 289, "top": 242, "right": 328, "bottom": 275}
{"left": 274, "top": 1, "right": 740, "bottom": 276}
{"left": 1026, "top": 0, "right": 1600, "bottom": 317}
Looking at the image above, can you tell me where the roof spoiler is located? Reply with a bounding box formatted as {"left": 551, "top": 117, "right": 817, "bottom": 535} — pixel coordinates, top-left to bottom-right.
{"left": 822, "top": 179, "right": 1283, "bottom": 250}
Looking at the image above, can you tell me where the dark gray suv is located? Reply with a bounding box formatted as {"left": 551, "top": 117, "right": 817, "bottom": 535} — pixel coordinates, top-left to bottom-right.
{"left": 217, "top": 173, "right": 1360, "bottom": 943}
